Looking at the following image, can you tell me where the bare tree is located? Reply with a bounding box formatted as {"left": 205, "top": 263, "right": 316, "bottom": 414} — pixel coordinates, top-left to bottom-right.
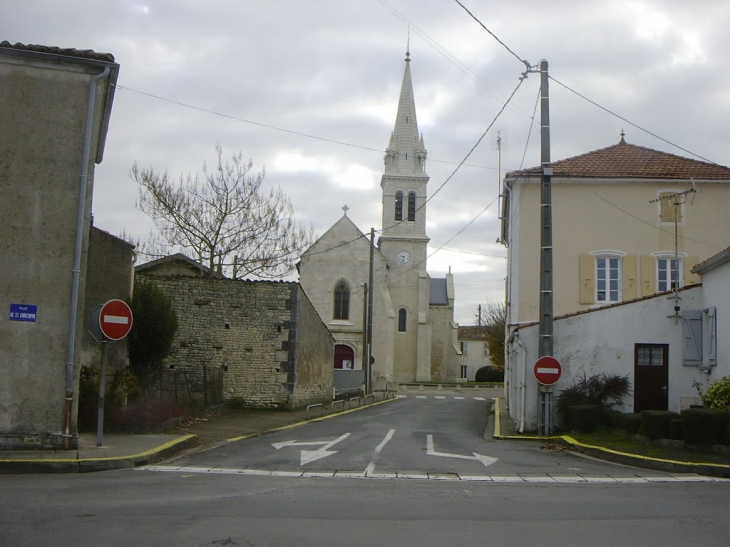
{"left": 131, "top": 144, "right": 313, "bottom": 279}
{"left": 476, "top": 299, "right": 506, "bottom": 369}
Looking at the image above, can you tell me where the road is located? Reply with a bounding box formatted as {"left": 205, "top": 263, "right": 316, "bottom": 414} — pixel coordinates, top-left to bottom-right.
{"left": 1, "top": 393, "right": 728, "bottom": 546}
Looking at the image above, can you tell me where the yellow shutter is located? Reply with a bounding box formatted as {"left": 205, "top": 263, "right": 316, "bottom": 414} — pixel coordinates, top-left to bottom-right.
{"left": 640, "top": 255, "right": 656, "bottom": 296}
{"left": 579, "top": 254, "right": 594, "bottom": 304}
{"left": 684, "top": 255, "right": 700, "bottom": 285}
{"left": 622, "top": 255, "right": 637, "bottom": 300}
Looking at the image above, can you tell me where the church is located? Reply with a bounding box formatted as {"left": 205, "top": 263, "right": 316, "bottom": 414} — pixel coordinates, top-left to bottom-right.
{"left": 297, "top": 52, "right": 460, "bottom": 387}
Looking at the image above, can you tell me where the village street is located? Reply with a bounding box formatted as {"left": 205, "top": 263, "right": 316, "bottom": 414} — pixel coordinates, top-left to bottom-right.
{"left": 1, "top": 393, "right": 728, "bottom": 546}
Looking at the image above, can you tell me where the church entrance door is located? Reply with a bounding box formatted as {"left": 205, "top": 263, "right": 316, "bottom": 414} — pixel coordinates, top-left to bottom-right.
{"left": 334, "top": 344, "right": 355, "bottom": 369}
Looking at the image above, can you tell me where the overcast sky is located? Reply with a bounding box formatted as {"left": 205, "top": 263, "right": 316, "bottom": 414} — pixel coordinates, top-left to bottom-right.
{"left": 3, "top": 1, "right": 729, "bottom": 324}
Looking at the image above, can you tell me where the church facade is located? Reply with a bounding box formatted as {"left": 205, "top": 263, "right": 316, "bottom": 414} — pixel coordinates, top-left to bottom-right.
{"left": 297, "top": 52, "right": 460, "bottom": 387}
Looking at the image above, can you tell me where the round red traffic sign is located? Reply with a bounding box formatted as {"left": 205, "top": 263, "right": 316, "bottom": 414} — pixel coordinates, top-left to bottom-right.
{"left": 98, "top": 299, "right": 133, "bottom": 341}
{"left": 534, "top": 356, "right": 562, "bottom": 385}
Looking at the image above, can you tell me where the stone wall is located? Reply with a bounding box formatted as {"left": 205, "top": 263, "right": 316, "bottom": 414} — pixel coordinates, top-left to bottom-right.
{"left": 136, "top": 274, "right": 333, "bottom": 409}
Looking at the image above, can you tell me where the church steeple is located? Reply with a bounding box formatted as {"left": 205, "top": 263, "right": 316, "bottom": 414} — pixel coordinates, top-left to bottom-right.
{"left": 384, "top": 51, "right": 427, "bottom": 176}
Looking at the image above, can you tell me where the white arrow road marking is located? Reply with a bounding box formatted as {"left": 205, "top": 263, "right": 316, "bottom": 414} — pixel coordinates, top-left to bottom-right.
{"left": 425, "top": 435, "right": 498, "bottom": 467}
{"left": 365, "top": 429, "right": 396, "bottom": 475}
{"left": 272, "top": 434, "right": 351, "bottom": 465}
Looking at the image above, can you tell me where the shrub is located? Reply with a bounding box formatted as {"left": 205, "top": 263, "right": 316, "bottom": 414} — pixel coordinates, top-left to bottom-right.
{"left": 703, "top": 376, "right": 730, "bottom": 410}
{"left": 108, "top": 399, "right": 185, "bottom": 433}
{"left": 566, "top": 404, "right": 601, "bottom": 433}
{"left": 77, "top": 366, "right": 133, "bottom": 432}
{"left": 641, "top": 410, "right": 679, "bottom": 441}
{"left": 670, "top": 418, "right": 683, "bottom": 441}
{"left": 475, "top": 366, "right": 504, "bottom": 383}
{"left": 557, "top": 373, "right": 631, "bottom": 423}
{"left": 681, "top": 408, "right": 730, "bottom": 446}
{"left": 622, "top": 413, "right": 643, "bottom": 435}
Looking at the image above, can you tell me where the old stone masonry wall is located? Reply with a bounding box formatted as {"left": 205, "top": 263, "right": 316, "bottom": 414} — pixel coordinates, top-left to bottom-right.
{"left": 137, "top": 275, "right": 333, "bottom": 409}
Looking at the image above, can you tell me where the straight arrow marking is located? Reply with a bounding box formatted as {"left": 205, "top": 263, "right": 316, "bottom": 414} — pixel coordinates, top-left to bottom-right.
{"left": 426, "top": 435, "right": 498, "bottom": 467}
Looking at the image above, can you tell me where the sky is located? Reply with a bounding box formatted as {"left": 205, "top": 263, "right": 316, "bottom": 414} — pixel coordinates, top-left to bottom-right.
{"left": 3, "top": 0, "right": 729, "bottom": 325}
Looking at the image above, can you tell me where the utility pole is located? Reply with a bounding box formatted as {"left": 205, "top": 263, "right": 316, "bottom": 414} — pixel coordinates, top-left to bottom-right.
{"left": 366, "top": 227, "right": 375, "bottom": 394}
{"left": 537, "top": 59, "right": 554, "bottom": 436}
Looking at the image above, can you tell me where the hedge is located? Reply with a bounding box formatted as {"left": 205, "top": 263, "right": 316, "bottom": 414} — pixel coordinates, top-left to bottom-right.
{"left": 641, "top": 410, "right": 679, "bottom": 441}
{"left": 680, "top": 408, "right": 730, "bottom": 446}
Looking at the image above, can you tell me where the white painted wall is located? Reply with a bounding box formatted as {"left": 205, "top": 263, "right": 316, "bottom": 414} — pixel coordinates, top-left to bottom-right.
{"left": 506, "top": 285, "right": 717, "bottom": 432}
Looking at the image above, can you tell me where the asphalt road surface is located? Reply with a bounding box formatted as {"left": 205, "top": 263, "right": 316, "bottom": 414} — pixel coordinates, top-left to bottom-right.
{"left": 2, "top": 394, "right": 728, "bottom": 546}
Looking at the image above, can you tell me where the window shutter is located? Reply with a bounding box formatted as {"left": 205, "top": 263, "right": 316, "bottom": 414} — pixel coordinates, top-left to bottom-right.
{"left": 704, "top": 307, "right": 717, "bottom": 367}
{"left": 682, "top": 310, "right": 702, "bottom": 366}
{"left": 684, "top": 255, "right": 700, "bottom": 285}
{"left": 622, "top": 254, "right": 637, "bottom": 300}
{"left": 640, "top": 255, "right": 656, "bottom": 296}
{"left": 579, "top": 254, "right": 594, "bottom": 304}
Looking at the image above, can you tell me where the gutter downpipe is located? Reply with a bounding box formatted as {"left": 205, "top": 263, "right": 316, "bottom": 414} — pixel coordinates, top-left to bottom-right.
{"left": 512, "top": 331, "right": 528, "bottom": 434}
{"left": 63, "top": 66, "right": 110, "bottom": 448}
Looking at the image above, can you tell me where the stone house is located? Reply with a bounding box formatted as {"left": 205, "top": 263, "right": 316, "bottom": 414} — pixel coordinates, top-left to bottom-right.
{"left": 136, "top": 254, "right": 334, "bottom": 409}
{"left": 0, "top": 42, "right": 119, "bottom": 449}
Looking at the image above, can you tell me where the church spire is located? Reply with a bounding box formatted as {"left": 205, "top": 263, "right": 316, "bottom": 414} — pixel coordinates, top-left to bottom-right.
{"left": 384, "top": 51, "right": 427, "bottom": 176}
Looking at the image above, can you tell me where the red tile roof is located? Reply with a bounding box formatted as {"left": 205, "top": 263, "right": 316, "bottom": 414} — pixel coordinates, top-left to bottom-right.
{"left": 0, "top": 41, "right": 115, "bottom": 63}
{"left": 458, "top": 326, "right": 489, "bottom": 340}
{"left": 508, "top": 137, "right": 730, "bottom": 180}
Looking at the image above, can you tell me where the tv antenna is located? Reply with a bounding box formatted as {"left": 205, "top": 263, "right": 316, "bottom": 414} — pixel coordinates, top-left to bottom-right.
{"left": 649, "top": 179, "right": 696, "bottom": 323}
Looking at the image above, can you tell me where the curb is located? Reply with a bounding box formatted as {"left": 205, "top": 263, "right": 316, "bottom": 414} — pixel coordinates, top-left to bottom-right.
{"left": 0, "top": 434, "right": 197, "bottom": 475}
{"left": 490, "top": 398, "right": 730, "bottom": 478}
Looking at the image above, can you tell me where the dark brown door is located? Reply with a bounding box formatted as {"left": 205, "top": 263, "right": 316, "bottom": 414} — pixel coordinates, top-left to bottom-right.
{"left": 634, "top": 344, "right": 668, "bottom": 412}
{"left": 334, "top": 344, "right": 355, "bottom": 369}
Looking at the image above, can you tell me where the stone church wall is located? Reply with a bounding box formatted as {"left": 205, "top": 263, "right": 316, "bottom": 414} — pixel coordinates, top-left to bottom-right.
{"left": 136, "top": 274, "right": 333, "bottom": 409}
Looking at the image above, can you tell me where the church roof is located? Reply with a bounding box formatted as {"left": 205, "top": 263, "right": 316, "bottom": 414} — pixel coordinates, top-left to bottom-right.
{"left": 507, "top": 136, "right": 730, "bottom": 180}
{"left": 385, "top": 51, "right": 427, "bottom": 176}
{"left": 429, "top": 277, "right": 448, "bottom": 305}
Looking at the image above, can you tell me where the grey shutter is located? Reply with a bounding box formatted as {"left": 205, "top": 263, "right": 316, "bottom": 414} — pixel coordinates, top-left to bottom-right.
{"left": 704, "top": 307, "right": 717, "bottom": 368}
{"left": 682, "top": 310, "right": 702, "bottom": 366}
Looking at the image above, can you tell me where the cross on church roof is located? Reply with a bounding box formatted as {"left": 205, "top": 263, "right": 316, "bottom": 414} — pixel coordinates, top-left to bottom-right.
{"left": 342, "top": 204, "right": 349, "bottom": 216}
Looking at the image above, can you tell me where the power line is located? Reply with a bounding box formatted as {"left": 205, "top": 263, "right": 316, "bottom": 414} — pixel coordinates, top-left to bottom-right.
{"left": 549, "top": 76, "right": 721, "bottom": 166}
{"left": 453, "top": 0, "right": 531, "bottom": 71}
{"left": 114, "top": 83, "right": 499, "bottom": 172}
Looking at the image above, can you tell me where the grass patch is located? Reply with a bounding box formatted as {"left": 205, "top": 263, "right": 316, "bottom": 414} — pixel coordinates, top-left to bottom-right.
{"left": 569, "top": 429, "right": 730, "bottom": 465}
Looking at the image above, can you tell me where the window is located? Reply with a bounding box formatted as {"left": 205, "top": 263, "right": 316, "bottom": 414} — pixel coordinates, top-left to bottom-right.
{"left": 407, "top": 192, "right": 416, "bottom": 221}
{"left": 483, "top": 343, "right": 489, "bottom": 357}
{"left": 333, "top": 281, "right": 350, "bottom": 320}
{"left": 596, "top": 256, "right": 621, "bottom": 302}
{"left": 460, "top": 365, "right": 468, "bottom": 380}
{"left": 657, "top": 257, "right": 683, "bottom": 292}
{"left": 460, "top": 341, "right": 467, "bottom": 355}
{"left": 398, "top": 308, "right": 407, "bottom": 332}
{"left": 637, "top": 345, "right": 665, "bottom": 366}
{"left": 395, "top": 191, "right": 403, "bottom": 221}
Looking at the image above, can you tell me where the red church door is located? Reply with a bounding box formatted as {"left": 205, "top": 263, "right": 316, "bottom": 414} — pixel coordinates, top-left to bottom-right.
{"left": 334, "top": 344, "right": 355, "bottom": 369}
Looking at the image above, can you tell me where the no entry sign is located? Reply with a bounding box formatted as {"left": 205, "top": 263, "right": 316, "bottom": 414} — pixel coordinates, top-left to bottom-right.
{"left": 89, "top": 299, "right": 133, "bottom": 342}
{"left": 534, "top": 356, "right": 562, "bottom": 386}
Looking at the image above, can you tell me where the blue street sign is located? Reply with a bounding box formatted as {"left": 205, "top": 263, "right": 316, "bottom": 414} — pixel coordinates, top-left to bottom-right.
{"left": 9, "top": 304, "right": 37, "bottom": 322}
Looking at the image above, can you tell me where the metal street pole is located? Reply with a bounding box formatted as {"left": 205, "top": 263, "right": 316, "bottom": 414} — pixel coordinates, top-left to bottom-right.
{"left": 366, "top": 227, "right": 375, "bottom": 395}
{"left": 538, "top": 59, "right": 554, "bottom": 436}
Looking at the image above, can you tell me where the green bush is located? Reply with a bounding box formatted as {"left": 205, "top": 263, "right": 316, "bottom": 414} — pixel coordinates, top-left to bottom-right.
{"left": 77, "top": 366, "right": 132, "bottom": 432}
{"left": 703, "top": 376, "right": 730, "bottom": 410}
{"left": 566, "top": 404, "right": 601, "bottom": 433}
{"left": 681, "top": 408, "right": 730, "bottom": 446}
{"left": 621, "top": 413, "right": 643, "bottom": 435}
{"left": 557, "top": 373, "right": 631, "bottom": 424}
{"left": 670, "top": 418, "right": 683, "bottom": 441}
{"left": 640, "top": 410, "right": 679, "bottom": 441}
{"left": 475, "top": 366, "right": 504, "bottom": 383}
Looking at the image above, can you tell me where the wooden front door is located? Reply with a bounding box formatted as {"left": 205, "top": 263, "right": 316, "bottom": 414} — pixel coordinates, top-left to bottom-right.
{"left": 634, "top": 344, "right": 669, "bottom": 412}
{"left": 334, "top": 344, "right": 355, "bottom": 369}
